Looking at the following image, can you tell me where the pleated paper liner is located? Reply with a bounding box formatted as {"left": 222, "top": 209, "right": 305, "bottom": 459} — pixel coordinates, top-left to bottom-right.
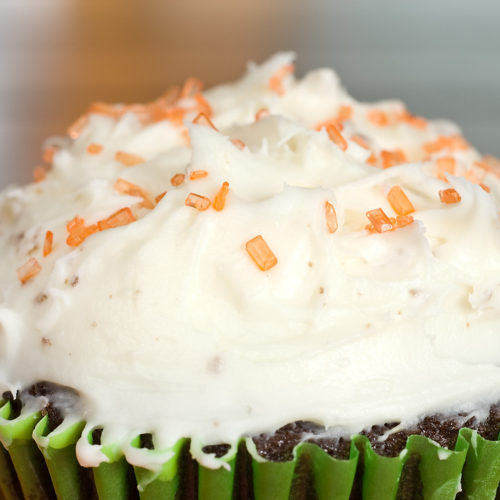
{"left": 1, "top": 398, "right": 499, "bottom": 499}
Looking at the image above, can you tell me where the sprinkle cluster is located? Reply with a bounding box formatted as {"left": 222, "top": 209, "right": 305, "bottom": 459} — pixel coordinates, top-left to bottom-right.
{"left": 18, "top": 64, "right": 500, "bottom": 283}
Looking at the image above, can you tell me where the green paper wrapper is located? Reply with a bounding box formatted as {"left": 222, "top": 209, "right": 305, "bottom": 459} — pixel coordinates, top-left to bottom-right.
{"left": 0, "top": 403, "right": 499, "bottom": 499}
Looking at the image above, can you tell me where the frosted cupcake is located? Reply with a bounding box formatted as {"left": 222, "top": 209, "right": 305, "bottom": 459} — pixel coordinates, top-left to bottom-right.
{"left": 0, "top": 53, "right": 499, "bottom": 499}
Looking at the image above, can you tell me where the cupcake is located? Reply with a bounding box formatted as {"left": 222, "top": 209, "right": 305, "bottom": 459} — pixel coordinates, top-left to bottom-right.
{"left": 1, "top": 52, "right": 499, "bottom": 499}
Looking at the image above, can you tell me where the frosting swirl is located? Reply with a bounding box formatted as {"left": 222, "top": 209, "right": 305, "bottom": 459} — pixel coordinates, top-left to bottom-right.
{"left": 1, "top": 53, "right": 500, "bottom": 467}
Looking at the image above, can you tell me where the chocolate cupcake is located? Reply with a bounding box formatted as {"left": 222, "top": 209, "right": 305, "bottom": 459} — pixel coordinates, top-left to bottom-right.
{"left": 1, "top": 53, "right": 500, "bottom": 499}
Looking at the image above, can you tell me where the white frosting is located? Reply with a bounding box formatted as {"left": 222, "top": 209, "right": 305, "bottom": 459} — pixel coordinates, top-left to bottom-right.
{"left": 1, "top": 53, "right": 500, "bottom": 467}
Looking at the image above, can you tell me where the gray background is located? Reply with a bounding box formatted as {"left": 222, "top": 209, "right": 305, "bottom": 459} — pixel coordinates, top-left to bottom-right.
{"left": 1, "top": 0, "right": 499, "bottom": 188}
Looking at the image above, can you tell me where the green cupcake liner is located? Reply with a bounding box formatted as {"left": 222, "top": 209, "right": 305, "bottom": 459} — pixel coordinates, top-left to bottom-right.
{"left": 0, "top": 404, "right": 499, "bottom": 499}
{"left": 0, "top": 401, "right": 54, "bottom": 499}
{"left": 86, "top": 427, "right": 138, "bottom": 500}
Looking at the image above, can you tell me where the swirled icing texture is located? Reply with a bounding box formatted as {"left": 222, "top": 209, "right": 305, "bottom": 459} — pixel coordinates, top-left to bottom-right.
{"left": 1, "top": 53, "right": 500, "bottom": 466}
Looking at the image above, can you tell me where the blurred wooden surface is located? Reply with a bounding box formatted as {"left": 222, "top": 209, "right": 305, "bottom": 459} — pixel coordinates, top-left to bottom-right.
{"left": 1, "top": 0, "right": 499, "bottom": 187}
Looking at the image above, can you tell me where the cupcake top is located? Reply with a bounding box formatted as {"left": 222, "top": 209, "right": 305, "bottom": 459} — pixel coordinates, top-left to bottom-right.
{"left": 1, "top": 52, "right": 500, "bottom": 466}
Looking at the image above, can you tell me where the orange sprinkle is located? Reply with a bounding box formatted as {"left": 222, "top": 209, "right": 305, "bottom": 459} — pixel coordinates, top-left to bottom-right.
{"left": 189, "top": 170, "right": 209, "bottom": 181}
{"left": 159, "top": 85, "right": 181, "bottom": 106}
{"left": 317, "top": 106, "right": 353, "bottom": 131}
{"left": 213, "top": 182, "right": 230, "bottom": 211}
{"left": 439, "top": 188, "right": 461, "bottom": 204}
{"left": 366, "top": 208, "right": 393, "bottom": 233}
{"left": 231, "top": 138, "right": 246, "bottom": 150}
{"left": 66, "top": 224, "right": 98, "bottom": 247}
{"left": 194, "top": 93, "right": 213, "bottom": 116}
{"left": 185, "top": 193, "right": 211, "bottom": 211}
{"left": 464, "top": 168, "right": 484, "bottom": 185}
{"left": 155, "top": 192, "right": 167, "bottom": 204}
{"left": 387, "top": 186, "right": 415, "bottom": 216}
{"left": 381, "top": 149, "right": 407, "bottom": 168}
{"left": 16, "top": 257, "right": 42, "bottom": 284}
{"left": 324, "top": 201, "right": 338, "bottom": 233}
{"left": 268, "top": 64, "right": 295, "bottom": 96}
{"left": 97, "top": 207, "right": 136, "bottom": 231}
{"left": 255, "top": 108, "right": 270, "bottom": 121}
{"left": 193, "top": 112, "right": 218, "bottom": 131}
{"left": 315, "top": 119, "right": 341, "bottom": 132}
{"left": 366, "top": 153, "right": 378, "bottom": 166}
{"left": 336, "top": 105, "right": 353, "bottom": 122}
{"left": 367, "top": 110, "right": 389, "bottom": 127}
{"left": 448, "top": 135, "right": 469, "bottom": 151}
{"left": 114, "top": 178, "right": 154, "bottom": 209}
{"left": 170, "top": 173, "right": 185, "bottom": 187}
{"left": 398, "top": 110, "right": 427, "bottom": 129}
{"left": 424, "top": 135, "right": 469, "bottom": 154}
{"left": 66, "top": 216, "right": 85, "bottom": 233}
{"left": 480, "top": 183, "right": 491, "bottom": 193}
{"left": 394, "top": 215, "right": 414, "bottom": 229}
{"left": 326, "top": 124, "right": 348, "bottom": 151}
{"left": 351, "top": 135, "right": 370, "bottom": 150}
{"left": 423, "top": 136, "right": 447, "bottom": 154}
{"left": 180, "top": 77, "right": 204, "bottom": 99}
{"left": 115, "top": 151, "right": 145, "bottom": 167}
{"left": 43, "top": 146, "right": 58, "bottom": 164}
{"left": 147, "top": 104, "right": 184, "bottom": 125}
{"left": 245, "top": 235, "right": 278, "bottom": 271}
{"left": 435, "top": 157, "right": 456, "bottom": 181}
{"left": 68, "top": 115, "right": 88, "bottom": 140}
{"left": 43, "top": 231, "right": 53, "bottom": 257}
{"left": 87, "top": 143, "right": 103, "bottom": 155}
{"left": 88, "top": 102, "right": 119, "bottom": 117}
{"left": 33, "top": 165, "right": 47, "bottom": 183}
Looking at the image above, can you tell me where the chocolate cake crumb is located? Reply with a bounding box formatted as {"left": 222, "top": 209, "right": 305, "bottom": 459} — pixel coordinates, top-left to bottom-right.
{"left": 35, "top": 292, "right": 48, "bottom": 304}
{"left": 28, "top": 244, "right": 39, "bottom": 256}
{"left": 70, "top": 275, "right": 79, "bottom": 287}
{"left": 307, "top": 435, "right": 351, "bottom": 460}
{"left": 207, "top": 356, "right": 222, "bottom": 374}
{"left": 253, "top": 405, "right": 500, "bottom": 462}
{"left": 41, "top": 336, "right": 52, "bottom": 346}
{"left": 92, "top": 428, "right": 104, "bottom": 445}
{"left": 253, "top": 422, "right": 309, "bottom": 462}
{"left": 41, "top": 402, "right": 63, "bottom": 432}
{"left": 362, "top": 422, "right": 409, "bottom": 457}
{"left": 28, "top": 381, "right": 78, "bottom": 399}
{"left": 202, "top": 444, "right": 231, "bottom": 458}
{"left": 25, "top": 381, "right": 79, "bottom": 431}
{"left": 253, "top": 421, "right": 349, "bottom": 462}
{"left": 139, "top": 433, "right": 154, "bottom": 450}
{"left": 469, "top": 404, "right": 500, "bottom": 441}
{"left": 1, "top": 390, "right": 22, "bottom": 418}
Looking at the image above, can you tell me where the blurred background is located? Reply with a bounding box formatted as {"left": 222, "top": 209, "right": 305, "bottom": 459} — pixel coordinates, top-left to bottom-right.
{"left": 1, "top": 0, "right": 499, "bottom": 187}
